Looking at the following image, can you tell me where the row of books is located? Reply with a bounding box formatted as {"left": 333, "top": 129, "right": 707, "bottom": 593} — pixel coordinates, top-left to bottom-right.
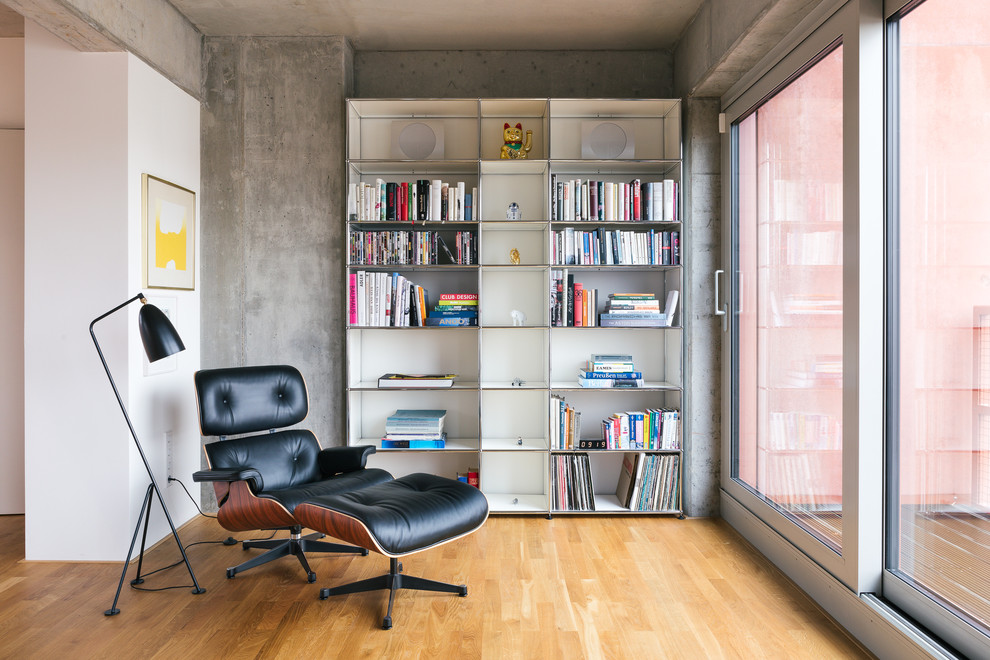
{"left": 550, "top": 270, "right": 597, "bottom": 327}
{"left": 550, "top": 395, "right": 581, "bottom": 450}
{"left": 350, "top": 272, "right": 477, "bottom": 327}
{"left": 381, "top": 409, "right": 447, "bottom": 448}
{"left": 615, "top": 452, "right": 680, "bottom": 511}
{"left": 552, "top": 228, "right": 680, "bottom": 266}
{"left": 349, "top": 271, "right": 427, "bottom": 326}
{"left": 349, "top": 229, "right": 477, "bottom": 265}
{"left": 551, "top": 177, "right": 678, "bottom": 223}
{"left": 549, "top": 272, "right": 678, "bottom": 329}
{"left": 348, "top": 179, "right": 477, "bottom": 223}
{"left": 551, "top": 453, "right": 595, "bottom": 511}
{"left": 602, "top": 409, "right": 680, "bottom": 450}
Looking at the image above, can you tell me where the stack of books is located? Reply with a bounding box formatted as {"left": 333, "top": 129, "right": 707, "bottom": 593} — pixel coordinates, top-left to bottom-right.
{"left": 382, "top": 409, "right": 447, "bottom": 448}
{"left": 578, "top": 353, "right": 644, "bottom": 388}
{"left": 377, "top": 373, "right": 456, "bottom": 388}
{"left": 599, "top": 293, "right": 666, "bottom": 327}
{"left": 425, "top": 293, "right": 478, "bottom": 326}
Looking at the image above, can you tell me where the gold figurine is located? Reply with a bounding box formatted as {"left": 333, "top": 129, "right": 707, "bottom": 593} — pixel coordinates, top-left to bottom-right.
{"left": 509, "top": 248, "right": 521, "bottom": 265}
{"left": 499, "top": 122, "right": 533, "bottom": 159}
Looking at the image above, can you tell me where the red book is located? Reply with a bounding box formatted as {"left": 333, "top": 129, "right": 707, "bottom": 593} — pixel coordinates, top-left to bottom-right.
{"left": 400, "top": 182, "right": 409, "bottom": 222}
{"left": 467, "top": 468, "right": 479, "bottom": 488}
{"left": 439, "top": 293, "right": 479, "bottom": 301}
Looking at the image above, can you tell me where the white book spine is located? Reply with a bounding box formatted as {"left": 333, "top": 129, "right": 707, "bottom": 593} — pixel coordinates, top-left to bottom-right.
{"left": 431, "top": 179, "right": 442, "bottom": 222}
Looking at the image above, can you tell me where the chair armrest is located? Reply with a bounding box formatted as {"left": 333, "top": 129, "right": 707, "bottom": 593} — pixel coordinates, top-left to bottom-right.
{"left": 318, "top": 445, "right": 377, "bottom": 476}
{"left": 192, "top": 467, "right": 264, "bottom": 492}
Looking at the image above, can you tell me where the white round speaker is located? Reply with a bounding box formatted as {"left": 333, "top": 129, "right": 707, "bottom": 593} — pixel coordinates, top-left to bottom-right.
{"left": 586, "top": 122, "right": 629, "bottom": 159}
{"left": 397, "top": 122, "right": 438, "bottom": 160}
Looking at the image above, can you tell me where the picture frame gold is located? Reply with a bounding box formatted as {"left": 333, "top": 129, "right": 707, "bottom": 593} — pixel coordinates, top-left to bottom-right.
{"left": 142, "top": 174, "right": 196, "bottom": 290}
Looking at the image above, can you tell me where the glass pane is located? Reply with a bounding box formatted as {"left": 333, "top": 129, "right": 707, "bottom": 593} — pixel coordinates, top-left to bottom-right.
{"left": 893, "top": 0, "right": 990, "bottom": 631}
{"left": 735, "top": 45, "right": 844, "bottom": 551}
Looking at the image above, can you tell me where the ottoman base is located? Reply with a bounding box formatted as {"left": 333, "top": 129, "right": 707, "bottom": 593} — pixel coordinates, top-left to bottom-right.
{"left": 319, "top": 556, "right": 467, "bottom": 630}
{"left": 295, "top": 473, "right": 489, "bottom": 630}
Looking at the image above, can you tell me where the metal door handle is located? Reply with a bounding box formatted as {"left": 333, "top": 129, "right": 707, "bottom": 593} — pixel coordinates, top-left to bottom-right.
{"left": 714, "top": 269, "right": 728, "bottom": 332}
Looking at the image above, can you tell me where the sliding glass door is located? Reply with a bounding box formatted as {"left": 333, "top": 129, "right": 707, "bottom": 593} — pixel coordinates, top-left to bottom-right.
{"left": 722, "top": 0, "right": 882, "bottom": 592}
{"left": 734, "top": 44, "right": 845, "bottom": 551}
{"left": 886, "top": 0, "right": 990, "bottom": 653}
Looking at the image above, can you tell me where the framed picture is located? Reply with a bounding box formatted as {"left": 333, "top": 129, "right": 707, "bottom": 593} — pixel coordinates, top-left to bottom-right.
{"left": 143, "top": 174, "right": 196, "bottom": 290}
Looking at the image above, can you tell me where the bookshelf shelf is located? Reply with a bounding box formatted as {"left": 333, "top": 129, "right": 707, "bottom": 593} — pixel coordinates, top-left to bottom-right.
{"left": 345, "top": 98, "right": 684, "bottom": 516}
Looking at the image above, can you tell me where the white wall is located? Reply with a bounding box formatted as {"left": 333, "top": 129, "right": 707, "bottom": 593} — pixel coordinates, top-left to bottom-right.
{"left": 0, "top": 36, "right": 24, "bottom": 515}
{"left": 23, "top": 21, "right": 200, "bottom": 561}
{"left": 126, "top": 55, "right": 201, "bottom": 544}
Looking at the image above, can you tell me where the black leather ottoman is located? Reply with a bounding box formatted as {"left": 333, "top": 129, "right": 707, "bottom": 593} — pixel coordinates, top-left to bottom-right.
{"left": 293, "top": 472, "right": 489, "bottom": 629}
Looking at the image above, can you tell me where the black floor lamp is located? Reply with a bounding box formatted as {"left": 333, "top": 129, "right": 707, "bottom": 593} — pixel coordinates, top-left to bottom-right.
{"left": 90, "top": 293, "right": 205, "bottom": 615}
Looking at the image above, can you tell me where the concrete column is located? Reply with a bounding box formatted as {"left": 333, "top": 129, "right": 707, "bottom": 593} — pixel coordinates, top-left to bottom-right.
{"left": 683, "top": 97, "right": 722, "bottom": 517}
{"left": 201, "top": 38, "right": 353, "bottom": 481}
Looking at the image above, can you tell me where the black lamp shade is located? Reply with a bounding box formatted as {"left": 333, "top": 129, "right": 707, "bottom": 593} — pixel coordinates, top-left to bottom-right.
{"left": 138, "top": 303, "right": 185, "bottom": 362}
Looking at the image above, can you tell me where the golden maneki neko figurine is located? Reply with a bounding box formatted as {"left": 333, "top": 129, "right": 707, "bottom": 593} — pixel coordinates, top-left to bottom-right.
{"left": 499, "top": 122, "right": 533, "bottom": 159}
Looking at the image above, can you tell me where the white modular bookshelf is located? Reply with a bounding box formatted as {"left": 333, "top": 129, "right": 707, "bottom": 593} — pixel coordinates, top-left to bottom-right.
{"left": 345, "top": 98, "right": 684, "bottom": 516}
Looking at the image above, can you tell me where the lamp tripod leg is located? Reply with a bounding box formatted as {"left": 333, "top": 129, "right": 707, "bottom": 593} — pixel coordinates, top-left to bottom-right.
{"left": 131, "top": 484, "right": 154, "bottom": 585}
{"left": 150, "top": 480, "right": 205, "bottom": 595}
{"left": 104, "top": 484, "right": 154, "bottom": 616}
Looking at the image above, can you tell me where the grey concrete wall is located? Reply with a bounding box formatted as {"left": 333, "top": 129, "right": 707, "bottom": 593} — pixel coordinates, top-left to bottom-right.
{"left": 682, "top": 98, "right": 721, "bottom": 517}
{"left": 200, "top": 38, "right": 353, "bottom": 482}
{"left": 6, "top": 0, "right": 201, "bottom": 97}
{"left": 355, "top": 50, "right": 672, "bottom": 98}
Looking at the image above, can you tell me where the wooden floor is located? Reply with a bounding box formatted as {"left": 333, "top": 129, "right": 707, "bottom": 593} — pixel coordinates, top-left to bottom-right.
{"left": 0, "top": 513, "right": 871, "bottom": 659}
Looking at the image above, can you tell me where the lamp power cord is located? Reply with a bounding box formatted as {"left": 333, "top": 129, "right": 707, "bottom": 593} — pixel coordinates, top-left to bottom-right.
{"left": 125, "top": 477, "right": 275, "bottom": 592}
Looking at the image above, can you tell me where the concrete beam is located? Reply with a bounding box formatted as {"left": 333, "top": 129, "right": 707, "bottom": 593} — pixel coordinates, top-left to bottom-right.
{"left": 674, "top": 0, "right": 823, "bottom": 99}
{"left": 4, "top": 0, "right": 201, "bottom": 98}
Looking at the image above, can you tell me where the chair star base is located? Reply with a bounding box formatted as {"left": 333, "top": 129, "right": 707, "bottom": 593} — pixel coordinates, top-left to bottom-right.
{"left": 228, "top": 526, "right": 370, "bottom": 583}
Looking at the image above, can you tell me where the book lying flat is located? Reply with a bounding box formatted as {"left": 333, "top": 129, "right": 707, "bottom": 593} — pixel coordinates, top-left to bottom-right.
{"left": 378, "top": 373, "right": 456, "bottom": 388}
{"left": 578, "top": 377, "right": 645, "bottom": 389}
{"left": 578, "top": 369, "right": 643, "bottom": 380}
{"left": 381, "top": 436, "right": 446, "bottom": 449}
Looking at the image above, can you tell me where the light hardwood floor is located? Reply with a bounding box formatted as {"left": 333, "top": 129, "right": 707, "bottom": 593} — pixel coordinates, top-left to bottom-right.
{"left": 0, "top": 512, "right": 872, "bottom": 659}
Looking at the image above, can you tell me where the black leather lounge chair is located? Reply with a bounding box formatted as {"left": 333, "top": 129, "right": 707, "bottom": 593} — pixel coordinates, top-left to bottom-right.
{"left": 192, "top": 364, "right": 392, "bottom": 582}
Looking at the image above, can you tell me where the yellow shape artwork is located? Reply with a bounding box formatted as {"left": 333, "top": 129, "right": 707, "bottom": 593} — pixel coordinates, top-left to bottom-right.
{"left": 155, "top": 198, "right": 187, "bottom": 271}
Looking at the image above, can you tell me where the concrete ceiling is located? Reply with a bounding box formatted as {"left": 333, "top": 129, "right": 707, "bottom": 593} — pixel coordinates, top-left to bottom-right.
{"left": 169, "top": 0, "right": 704, "bottom": 51}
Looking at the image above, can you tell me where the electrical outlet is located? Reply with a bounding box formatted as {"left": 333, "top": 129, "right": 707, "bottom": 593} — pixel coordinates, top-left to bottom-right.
{"left": 165, "top": 431, "right": 174, "bottom": 484}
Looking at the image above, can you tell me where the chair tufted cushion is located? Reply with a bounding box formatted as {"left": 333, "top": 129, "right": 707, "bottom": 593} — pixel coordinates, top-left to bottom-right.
{"left": 196, "top": 365, "right": 308, "bottom": 436}
{"left": 205, "top": 429, "right": 323, "bottom": 493}
{"left": 259, "top": 467, "right": 393, "bottom": 513}
{"left": 296, "top": 473, "right": 490, "bottom": 556}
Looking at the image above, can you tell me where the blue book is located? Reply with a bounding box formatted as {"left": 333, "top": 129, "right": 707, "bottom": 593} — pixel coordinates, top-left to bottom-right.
{"left": 386, "top": 409, "right": 446, "bottom": 422}
{"left": 578, "top": 369, "right": 643, "bottom": 380}
{"left": 381, "top": 437, "right": 446, "bottom": 449}
{"left": 428, "top": 309, "right": 479, "bottom": 318}
{"left": 424, "top": 317, "right": 477, "bottom": 326}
